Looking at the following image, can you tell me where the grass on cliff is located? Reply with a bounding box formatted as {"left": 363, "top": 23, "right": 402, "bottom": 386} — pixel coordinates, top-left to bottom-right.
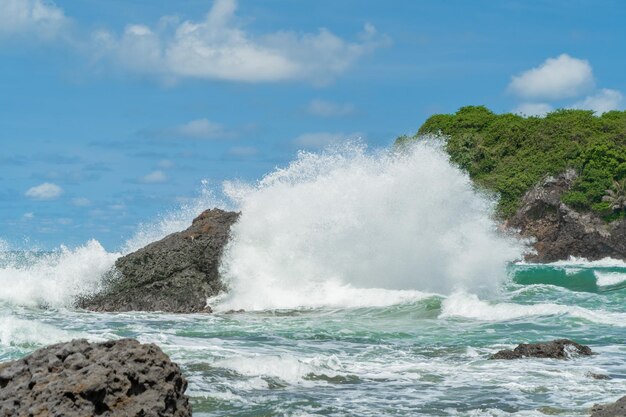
{"left": 396, "top": 106, "right": 626, "bottom": 219}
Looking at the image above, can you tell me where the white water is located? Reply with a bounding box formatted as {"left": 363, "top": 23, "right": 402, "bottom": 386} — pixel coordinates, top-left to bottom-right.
{"left": 0, "top": 240, "right": 119, "bottom": 308}
{"left": 440, "top": 292, "right": 626, "bottom": 326}
{"left": 216, "top": 141, "right": 524, "bottom": 311}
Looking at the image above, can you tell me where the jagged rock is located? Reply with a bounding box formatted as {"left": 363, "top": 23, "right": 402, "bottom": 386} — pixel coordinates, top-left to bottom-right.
{"left": 489, "top": 339, "right": 592, "bottom": 360}
{"left": 0, "top": 338, "right": 191, "bottom": 417}
{"left": 507, "top": 170, "right": 626, "bottom": 262}
{"left": 79, "top": 208, "right": 239, "bottom": 313}
{"left": 591, "top": 395, "right": 626, "bottom": 417}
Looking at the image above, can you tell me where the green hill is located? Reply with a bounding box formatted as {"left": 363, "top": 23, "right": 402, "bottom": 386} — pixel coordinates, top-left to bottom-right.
{"left": 397, "top": 106, "right": 626, "bottom": 219}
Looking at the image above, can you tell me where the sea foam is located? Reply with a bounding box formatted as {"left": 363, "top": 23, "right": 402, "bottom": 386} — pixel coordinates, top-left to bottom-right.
{"left": 0, "top": 240, "right": 119, "bottom": 308}
{"left": 216, "top": 140, "right": 524, "bottom": 311}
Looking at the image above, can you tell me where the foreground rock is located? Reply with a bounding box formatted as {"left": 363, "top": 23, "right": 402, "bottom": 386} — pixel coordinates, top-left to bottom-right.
{"left": 0, "top": 339, "right": 191, "bottom": 417}
{"left": 490, "top": 339, "right": 592, "bottom": 360}
{"left": 80, "top": 208, "right": 239, "bottom": 313}
{"left": 507, "top": 170, "right": 626, "bottom": 262}
{"left": 591, "top": 395, "right": 626, "bottom": 417}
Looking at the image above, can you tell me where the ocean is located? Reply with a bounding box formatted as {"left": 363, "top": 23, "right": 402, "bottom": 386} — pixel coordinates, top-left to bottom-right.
{"left": 1, "top": 141, "right": 625, "bottom": 416}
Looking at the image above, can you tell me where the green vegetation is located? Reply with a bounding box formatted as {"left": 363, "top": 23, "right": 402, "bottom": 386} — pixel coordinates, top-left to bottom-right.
{"left": 397, "top": 106, "right": 626, "bottom": 219}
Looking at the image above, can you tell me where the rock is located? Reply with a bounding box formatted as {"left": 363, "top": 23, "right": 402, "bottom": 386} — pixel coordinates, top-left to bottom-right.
{"left": 79, "top": 208, "right": 239, "bottom": 313}
{"left": 489, "top": 339, "right": 592, "bottom": 360}
{"left": 587, "top": 372, "right": 611, "bottom": 380}
{"left": 0, "top": 338, "right": 191, "bottom": 417}
{"left": 507, "top": 170, "right": 626, "bottom": 262}
{"left": 591, "top": 395, "right": 626, "bottom": 417}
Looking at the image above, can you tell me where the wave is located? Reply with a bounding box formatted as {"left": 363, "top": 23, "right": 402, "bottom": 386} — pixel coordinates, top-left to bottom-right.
{"left": 440, "top": 292, "right": 626, "bottom": 326}
{"left": 217, "top": 140, "right": 524, "bottom": 311}
{"left": 0, "top": 240, "right": 119, "bottom": 308}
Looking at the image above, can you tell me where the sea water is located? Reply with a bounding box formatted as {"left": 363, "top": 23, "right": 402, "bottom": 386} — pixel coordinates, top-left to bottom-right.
{"left": 1, "top": 142, "right": 625, "bottom": 416}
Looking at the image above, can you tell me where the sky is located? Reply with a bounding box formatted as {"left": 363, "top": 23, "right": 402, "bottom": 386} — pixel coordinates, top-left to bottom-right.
{"left": 1, "top": 0, "right": 625, "bottom": 250}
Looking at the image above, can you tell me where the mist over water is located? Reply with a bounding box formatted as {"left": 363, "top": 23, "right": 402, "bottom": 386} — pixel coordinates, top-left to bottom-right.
{"left": 216, "top": 141, "right": 525, "bottom": 311}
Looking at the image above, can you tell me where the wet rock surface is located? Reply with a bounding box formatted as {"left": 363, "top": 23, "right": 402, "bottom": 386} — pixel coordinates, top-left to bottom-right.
{"left": 489, "top": 339, "right": 592, "bottom": 360}
{"left": 591, "top": 395, "right": 626, "bottom": 417}
{"left": 507, "top": 170, "right": 626, "bottom": 262}
{"left": 0, "top": 338, "right": 191, "bottom": 417}
{"left": 80, "top": 208, "right": 239, "bottom": 313}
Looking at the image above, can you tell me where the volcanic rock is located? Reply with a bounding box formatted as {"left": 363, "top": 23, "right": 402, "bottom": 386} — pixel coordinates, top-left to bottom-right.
{"left": 0, "top": 338, "right": 191, "bottom": 417}
{"left": 507, "top": 170, "right": 626, "bottom": 262}
{"left": 79, "top": 208, "right": 239, "bottom": 313}
{"left": 489, "top": 339, "right": 592, "bottom": 360}
{"left": 591, "top": 395, "right": 626, "bottom": 417}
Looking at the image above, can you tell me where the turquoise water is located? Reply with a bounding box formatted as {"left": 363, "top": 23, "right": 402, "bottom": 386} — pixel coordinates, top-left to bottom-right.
{"left": 1, "top": 262, "right": 625, "bottom": 416}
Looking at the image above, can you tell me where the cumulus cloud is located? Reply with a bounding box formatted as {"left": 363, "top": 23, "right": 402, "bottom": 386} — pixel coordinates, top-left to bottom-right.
{"left": 93, "top": 0, "right": 389, "bottom": 83}
{"left": 25, "top": 182, "right": 63, "bottom": 200}
{"left": 512, "top": 102, "right": 553, "bottom": 117}
{"left": 508, "top": 54, "right": 594, "bottom": 100}
{"left": 307, "top": 99, "right": 355, "bottom": 117}
{"left": 570, "top": 88, "right": 623, "bottom": 114}
{"left": 293, "top": 132, "right": 362, "bottom": 150}
{"left": 0, "top": 0, "right": 69, "bottom": 40}
{"left": 141, "top": 170, "right": 167, "bottom": 183}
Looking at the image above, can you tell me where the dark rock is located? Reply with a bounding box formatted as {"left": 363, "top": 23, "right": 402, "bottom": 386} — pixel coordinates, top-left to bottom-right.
{"left": 489, "top": 339, "right": 592, "bottom": 360}
{"left": 591, "top": 395, "right": 626, "bottom": 417}
{"left": 0, "top": 338, "right": 191, "bottom": 417}
{"left": 79, "top": 208, "right": 239, "bottom": 313}
{"left": 587, "top": 372, "right": 611, "bottom": 380}
{"left": 507, "top": 170, "right": 626, "bottom": 262}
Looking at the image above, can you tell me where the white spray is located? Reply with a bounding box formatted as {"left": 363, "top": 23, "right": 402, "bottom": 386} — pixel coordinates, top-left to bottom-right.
{"left": 216, "top": 140, "right": 524, "bottom": 311}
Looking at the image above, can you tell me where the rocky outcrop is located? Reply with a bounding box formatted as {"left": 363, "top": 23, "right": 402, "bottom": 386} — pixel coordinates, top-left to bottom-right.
{"left": 507, "top": 170, "right": 626, "bottom": 262}
{"left": 490, "top": 339, "right": 592, "bottom": 360}
{"left": 0, "top": 338, "right": 191, "bottom": 417}
{"left": 80, "top": 208, "right": 239, "bottom": 313}
{"left": 591, "top": 395, "right": 626, "bottom": 417}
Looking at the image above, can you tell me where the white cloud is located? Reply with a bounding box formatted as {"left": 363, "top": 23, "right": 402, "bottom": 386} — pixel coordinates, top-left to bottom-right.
{"left": 570, "top": 88, "right": 623, "bottom": 114}
{"left": 293, "top": 132, "right": 362, "bottom": 149}
{"left": 71, "top": 197, "right": 91, "bottom": 206}
{"left": 23, "top": 212, "right": 34, "bottom": 219}
{"left": 0, "top": 0, "right": 69, "bottom": 40}
{"left": 307, "top": 99, "right": 355, "bottom": 117}
{"left": 227, "top": 146, "right": 259, "bottom": 157}
{"left": 157, "top": 159, "right": 174, "bottom": 169}
{"left": 144, "top": 118, "right": 229, "bottom": 140}
{"left": 175, "top": 119, "right": 226, "bottom": 139}
{"left": 141, "top": 170, "right": 167, "bottom": 183}
{"left": 25, "top": 182, "right": 63, "bottom": 200}
{"left": 93, "top": 0, "right": 389, "bottom": 83}
{"left": 508, "top": 54, "right": 594, "bottom": 100}
{"left": 512, "top": 102, "right": 553, "bottom": 117}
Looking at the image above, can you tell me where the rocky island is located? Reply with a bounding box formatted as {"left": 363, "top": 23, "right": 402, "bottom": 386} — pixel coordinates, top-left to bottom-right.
{"left": 79, "top": 209, "right": 239, "bottom": 313}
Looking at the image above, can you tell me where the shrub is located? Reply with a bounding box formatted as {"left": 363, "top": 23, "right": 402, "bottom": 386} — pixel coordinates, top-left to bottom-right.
{"left": 398, "top": 106, "right": 626, "bottom": 219}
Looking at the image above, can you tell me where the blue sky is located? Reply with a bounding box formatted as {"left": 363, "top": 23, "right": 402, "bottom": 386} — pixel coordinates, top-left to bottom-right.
{"left": 1, "top": 0, "right": 625, "bottom": 250}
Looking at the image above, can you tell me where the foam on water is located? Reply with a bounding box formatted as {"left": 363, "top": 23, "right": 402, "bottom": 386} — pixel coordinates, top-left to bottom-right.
{"left": 440, "top": 292, "right": 626, "bottom": 326}
{"left": 0, "top": 240, "right": 119, "bottom": 308}
{"left": 217, "top": 140, "right": 524, "bottom": 311}
{"left": 594, "top": 271, "right": 626, "bottom": 287}
{"left": 0, "top": 316, "right": 79, "bottom": 347}
{"left": 520, "top": 256, "right": 626, "bottom": 268}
